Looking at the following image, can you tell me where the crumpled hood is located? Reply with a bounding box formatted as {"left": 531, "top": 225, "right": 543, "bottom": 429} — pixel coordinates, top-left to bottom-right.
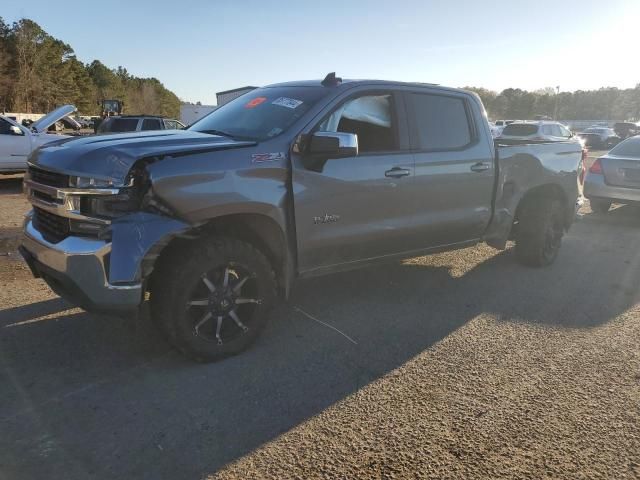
{"left": 28, "top": 130, "right": 256, "bottom": 185}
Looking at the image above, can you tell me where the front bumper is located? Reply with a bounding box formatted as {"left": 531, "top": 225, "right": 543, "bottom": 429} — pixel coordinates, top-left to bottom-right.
{"left": 20, "top": 216, "right": 142, "bottom": 312}
{"left": 584, "top": 174, "right": 640, "bottom": 204}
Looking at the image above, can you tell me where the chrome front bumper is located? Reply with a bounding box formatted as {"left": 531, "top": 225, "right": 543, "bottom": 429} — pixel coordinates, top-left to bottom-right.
{"left": 21, "top": 215, "right": 142, "bottom": 312}
{"left": 584, "top": 173, "right": 640, "bottom": 203}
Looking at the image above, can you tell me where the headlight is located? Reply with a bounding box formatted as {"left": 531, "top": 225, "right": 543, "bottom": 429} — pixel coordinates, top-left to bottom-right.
{"left": 70, "top": 176, "right": 114, "bottom": 188}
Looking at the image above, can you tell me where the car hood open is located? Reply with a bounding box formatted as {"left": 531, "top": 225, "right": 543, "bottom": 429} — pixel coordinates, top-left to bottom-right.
{"left": 31, "top": 105, "right": 77, "bottom": 133}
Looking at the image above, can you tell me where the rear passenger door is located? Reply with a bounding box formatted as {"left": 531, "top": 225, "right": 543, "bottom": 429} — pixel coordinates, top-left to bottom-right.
{"left": 405, "top": 90, "right": 495, "bottom": 246}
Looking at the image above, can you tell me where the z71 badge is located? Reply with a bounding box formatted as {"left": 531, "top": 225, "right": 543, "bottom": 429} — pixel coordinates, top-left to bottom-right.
{"left": 313, "top": 214, "right": 340, "bottom": 225}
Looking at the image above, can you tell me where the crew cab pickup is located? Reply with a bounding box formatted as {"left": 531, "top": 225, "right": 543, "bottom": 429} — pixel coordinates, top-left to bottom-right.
{"left": 20, "top": 74, "right": 584, "bottom": 361}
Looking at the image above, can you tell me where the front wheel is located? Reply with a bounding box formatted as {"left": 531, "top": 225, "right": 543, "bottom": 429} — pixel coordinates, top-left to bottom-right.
{"left": 515, "top": 198, "right": 565, "bottom": 267}
{"left": 151, "top": 237, "right": 276, "bottom": 362}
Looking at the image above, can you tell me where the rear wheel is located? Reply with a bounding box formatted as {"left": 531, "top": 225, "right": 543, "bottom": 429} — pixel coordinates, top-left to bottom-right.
{"left": 515, "top": 198, "right": 565, "bottom": 267}
{"left": 589, "top": 198, "right": 611, "bottom": 214}
{"left": 151, "top": 237, "right": 276, "bottom": 362}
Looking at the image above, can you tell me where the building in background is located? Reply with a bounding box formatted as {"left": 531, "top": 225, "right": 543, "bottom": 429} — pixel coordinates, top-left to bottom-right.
{"left": 180, "top": 103, "right": 217, "bottom": 126}
{"left": 216, "top": 86, "right": 257, "bottom": 106}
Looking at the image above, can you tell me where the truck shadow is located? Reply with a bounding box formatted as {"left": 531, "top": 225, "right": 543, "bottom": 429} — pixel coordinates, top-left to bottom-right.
{"left": 1, "top": 210, "right": 639, "bottom": 479}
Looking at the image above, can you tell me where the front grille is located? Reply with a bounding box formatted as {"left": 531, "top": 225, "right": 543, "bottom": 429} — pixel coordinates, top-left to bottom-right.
{"left": 33, "top": 207, "right": 70, "bottom": 244}
{"left": 28, "top": 166, "right": 69, "bottom": 188}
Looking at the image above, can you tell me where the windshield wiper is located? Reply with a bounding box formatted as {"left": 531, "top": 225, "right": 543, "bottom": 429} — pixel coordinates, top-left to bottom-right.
{"left": 199, "top": 129, "right": 236, "bottom": 138}
{"left": 198, "top": 129, "right": 258, "bottom": 142}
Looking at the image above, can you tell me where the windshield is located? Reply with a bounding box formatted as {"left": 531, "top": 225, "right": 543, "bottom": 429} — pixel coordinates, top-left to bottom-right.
{"left": 501, "top": 124, "right": 539, "bottom": 136}
{"left": 189, "top": 86, "right": 330, "bottom": 141}
{"left": 98, "top": 117, "right": 139, "bottom": 133}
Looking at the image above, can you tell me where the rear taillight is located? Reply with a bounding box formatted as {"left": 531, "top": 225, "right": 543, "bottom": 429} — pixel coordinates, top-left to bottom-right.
{"left": 589, "top": 158, "right": 603, "bottom": 174}
{"left": 579, "top": 148, "right": 588, "bottom": 184}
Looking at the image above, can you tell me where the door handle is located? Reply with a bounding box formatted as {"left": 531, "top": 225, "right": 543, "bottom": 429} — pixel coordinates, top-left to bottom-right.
{"left": 470, "top": 162, "right": 490, "bottom": 173}
{"left": 385, "top": 167, "right": 411, "bottom": 178}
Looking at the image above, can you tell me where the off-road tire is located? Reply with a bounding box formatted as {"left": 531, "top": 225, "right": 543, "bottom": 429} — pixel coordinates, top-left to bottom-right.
{"left": 515, "top": 198, "right": 565, "bottom": 267}
{"left": 151, "top": 237, "right": 276, "bottom": 362}
{"left": 589, "top": 198, "right": 611, "bottom": 214}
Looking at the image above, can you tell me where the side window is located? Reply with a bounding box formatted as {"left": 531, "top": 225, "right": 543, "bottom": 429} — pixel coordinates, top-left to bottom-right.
{"left": 409, "top": 93, "right": 472, "bottom": 150}
{"left": 141, "top": 119, "right": 162, "bottom": 131}
{"left": 318, "top": 94, "right": 396, "bottom": 153}
{"left": 0, "top": 118, "right": 12, "bottom": 135}
{"left": 541, "top": 125, "right": 553, "bottom": 136}
{"left": 164, "top": 120, "right": 177, "bottom": 129}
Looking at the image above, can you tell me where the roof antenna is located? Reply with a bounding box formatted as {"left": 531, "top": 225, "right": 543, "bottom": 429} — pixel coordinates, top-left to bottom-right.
{"left": 321, "top": 72, "right": 342, "bottom": 87}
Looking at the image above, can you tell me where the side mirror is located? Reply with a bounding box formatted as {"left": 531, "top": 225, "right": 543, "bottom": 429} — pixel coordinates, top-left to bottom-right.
{"left": 308, "top": 132, "right": 358, "bottom": 159}
{"left": 9, "top": 125, "right": 24, "bottom": 136}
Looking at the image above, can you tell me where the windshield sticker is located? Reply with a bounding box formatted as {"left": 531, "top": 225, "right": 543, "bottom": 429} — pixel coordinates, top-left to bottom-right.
{"left": 267, "top": 127, "right": 283, "bottom": 137}
{"left": 272, "top": 97, "right": 303, "bottom": 109}
{"left": 252, "top": 152, "right": 286, "bottom": 163}
{"left": 244, "top": 97, "right": 267, "bottom": 109}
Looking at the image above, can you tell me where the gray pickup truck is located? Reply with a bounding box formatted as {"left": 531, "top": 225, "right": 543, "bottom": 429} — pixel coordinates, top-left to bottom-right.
{"left": 20, "top": 74, "right": 584, "bottom": 361}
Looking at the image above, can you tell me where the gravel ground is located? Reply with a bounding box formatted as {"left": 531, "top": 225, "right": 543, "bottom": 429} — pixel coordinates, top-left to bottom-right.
{"left": 0, "top": 164, "right": 639, "bottom": 479}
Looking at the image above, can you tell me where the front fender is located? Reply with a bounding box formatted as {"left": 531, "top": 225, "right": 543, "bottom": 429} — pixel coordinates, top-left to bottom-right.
{"left": 109, "top": 212, "right": 189, "bottom": 284}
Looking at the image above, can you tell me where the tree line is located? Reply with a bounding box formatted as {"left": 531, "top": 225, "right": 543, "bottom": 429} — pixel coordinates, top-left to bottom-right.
{"left": 465, "top": 85, "right": 640, "bottom": 122}
{"left": 0, "top": 18, "right": 181, "bottom": 117}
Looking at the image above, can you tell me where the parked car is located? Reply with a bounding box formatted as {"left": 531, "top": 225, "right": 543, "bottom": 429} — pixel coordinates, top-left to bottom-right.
{"left": 584, "top": 136, "right": 640, "bottom": 213}
{"left": 21, "top": 75, "right": 583, "bottom": 362}
{"left": 96, "top": 115, "right": 185, "bottom": 134}
{"left": 577, "top": 127, "right": 620, "bottom": 149}
{"left": 0, "top": 105, "right": 76, "bottom": 174}
{"left": 613, "top": 122, "right": 640, "bottom": 140}
{"left": 499, "top": 121, "right": 577, "bottom": 143}
{"left": 494, "top": 120, "right": 516, "bottom": 127}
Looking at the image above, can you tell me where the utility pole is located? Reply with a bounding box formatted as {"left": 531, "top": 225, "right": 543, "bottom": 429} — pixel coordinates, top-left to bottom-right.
{"left": 554, "top": 85, "right": 560, "bottom": 120}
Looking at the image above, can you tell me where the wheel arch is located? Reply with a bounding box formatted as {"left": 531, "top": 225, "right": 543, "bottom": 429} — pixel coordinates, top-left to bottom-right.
{"left": 513, "top": 183, "right": 570, "bottom": 229}
{"left": 146, "top": 213, "right": 292, "bottom": 299}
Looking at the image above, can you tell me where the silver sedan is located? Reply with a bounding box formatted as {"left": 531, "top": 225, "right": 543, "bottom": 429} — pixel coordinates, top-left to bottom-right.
{"left": 584, "top": 136, "right": 640, "bottom": 212}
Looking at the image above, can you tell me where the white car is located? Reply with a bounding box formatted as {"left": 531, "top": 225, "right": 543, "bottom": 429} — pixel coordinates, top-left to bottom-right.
{"left": 0, "top": 105, "right": 76, "bottom": 174}
{"left": 499, "top": 121, "right": 577, "bottom": 143}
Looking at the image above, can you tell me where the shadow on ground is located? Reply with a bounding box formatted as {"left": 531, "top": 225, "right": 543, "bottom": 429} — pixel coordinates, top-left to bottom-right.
{"left": 0, "top": 205, "right": 639, "bottom": 479}
{"left": 0, "top": 175, "right": 24, "bottom": 195}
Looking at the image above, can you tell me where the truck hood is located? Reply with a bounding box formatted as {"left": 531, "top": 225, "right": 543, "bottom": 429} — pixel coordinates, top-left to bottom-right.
{"left": 28, "top": 130, "right": 257, "bottom": 185}
{"left": 31, "top": 105, "right": 77, "bottom": 133}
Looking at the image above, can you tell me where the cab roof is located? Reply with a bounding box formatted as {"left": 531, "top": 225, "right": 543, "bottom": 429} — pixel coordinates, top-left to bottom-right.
{"left": 263, "top": 78, "right": 471, "bottom": 96}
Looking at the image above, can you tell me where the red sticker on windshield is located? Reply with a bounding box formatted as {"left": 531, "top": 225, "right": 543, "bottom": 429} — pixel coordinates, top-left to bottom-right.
{"left": 244, "top": 97, "right": 267, "bottom": 109}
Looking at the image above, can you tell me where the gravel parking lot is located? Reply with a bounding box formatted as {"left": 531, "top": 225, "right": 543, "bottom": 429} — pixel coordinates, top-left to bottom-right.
{"left": 1, "top": 159, "right": 639, "bottom": 479}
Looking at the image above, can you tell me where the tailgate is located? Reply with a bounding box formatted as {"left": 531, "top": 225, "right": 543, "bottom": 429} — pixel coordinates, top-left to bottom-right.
{"left": 601, "top": 157, "right": 640, "bottom": 189}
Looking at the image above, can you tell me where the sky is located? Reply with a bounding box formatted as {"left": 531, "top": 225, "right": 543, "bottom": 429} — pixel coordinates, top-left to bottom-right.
{"left": 3, "top": 0, "right": 639, "bottom": 105}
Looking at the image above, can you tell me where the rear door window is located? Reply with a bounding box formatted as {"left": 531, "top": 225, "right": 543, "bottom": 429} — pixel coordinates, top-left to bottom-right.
{"left": 408, "top": 93, "right": 472, "bottom": 150}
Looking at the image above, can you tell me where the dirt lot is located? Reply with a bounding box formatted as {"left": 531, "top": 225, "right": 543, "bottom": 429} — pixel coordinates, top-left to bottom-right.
{"left": 1, "top": 161, "right": 639, "bottom": 479}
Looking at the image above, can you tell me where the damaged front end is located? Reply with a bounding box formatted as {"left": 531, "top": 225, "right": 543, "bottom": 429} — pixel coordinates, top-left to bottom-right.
{"left": 21, "top": 161, "right": 188, "bottom": 312}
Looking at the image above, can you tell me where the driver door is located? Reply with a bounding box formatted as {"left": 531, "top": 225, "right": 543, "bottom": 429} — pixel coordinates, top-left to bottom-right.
{"left": 292, "top": 90, "right": 417, "bottom": 275}
{"left": 0, "top": 118, "right": 30, "bottom": 169}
